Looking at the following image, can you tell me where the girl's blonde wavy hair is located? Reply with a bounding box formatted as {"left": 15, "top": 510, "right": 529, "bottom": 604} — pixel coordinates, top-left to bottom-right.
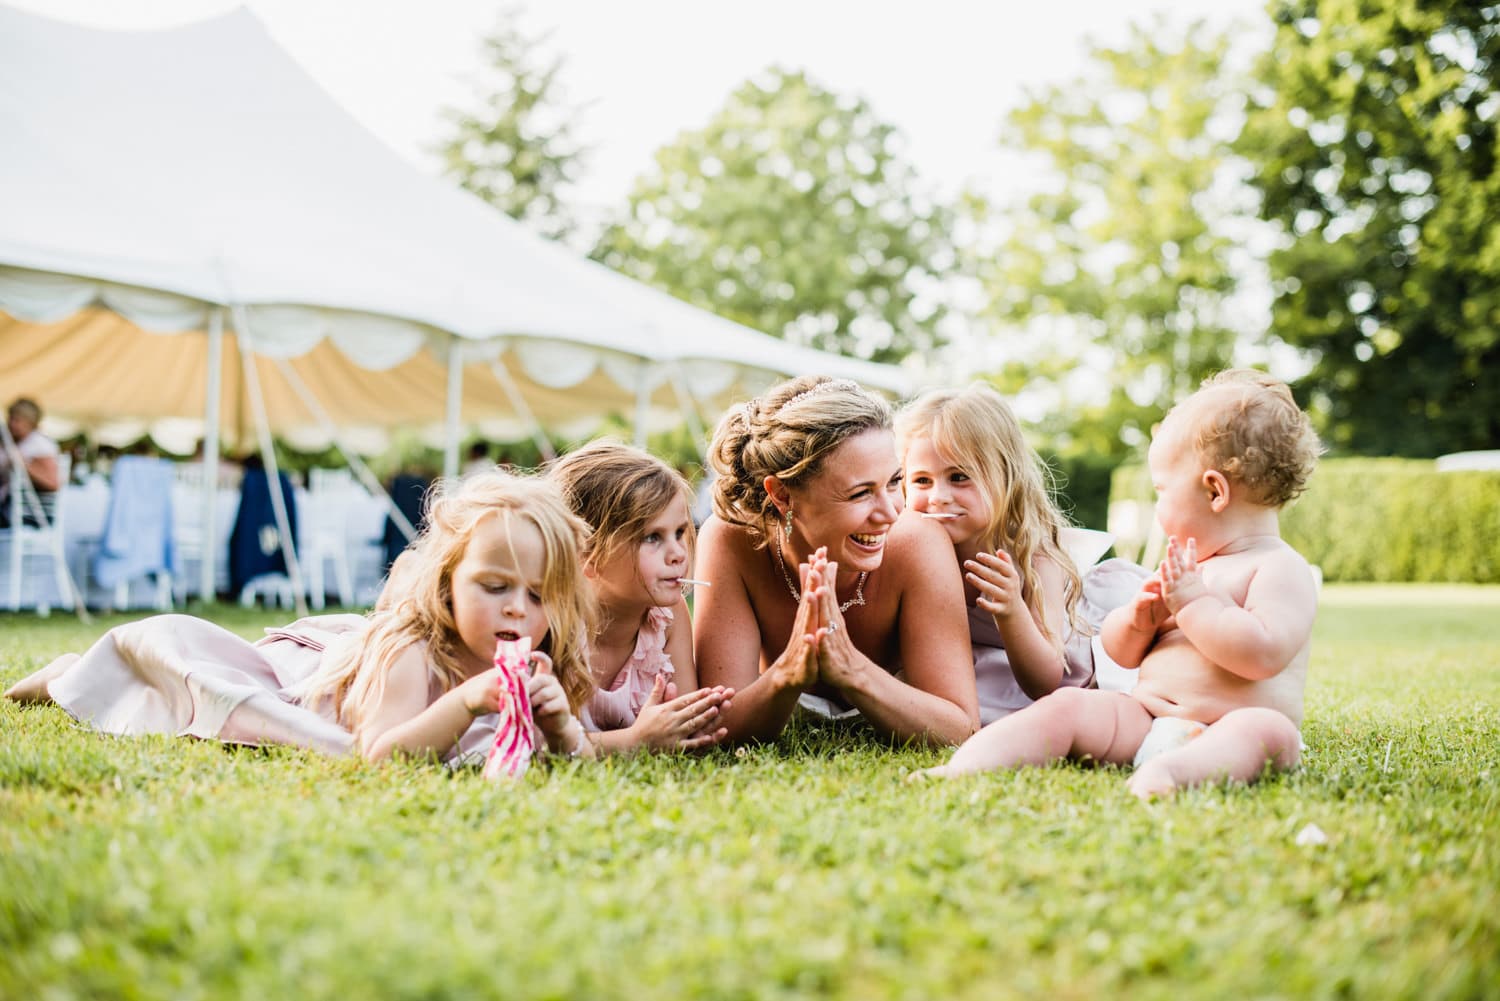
{"left": 297, "top": 472, "right": 595, "bottom": 740}
{"left": 708, "top": 376, "right": 892, "bottom": 549}
{"left": 547, "top": 439, "right": 696, "bottom": 582}
{"left": 895, "top": 384, "right": 1084, "bottom": 649}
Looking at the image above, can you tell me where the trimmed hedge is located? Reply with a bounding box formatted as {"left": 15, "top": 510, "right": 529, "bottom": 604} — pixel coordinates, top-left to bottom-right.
{"left": 1109, "top": 458, "right": 1500, "bottom": 583}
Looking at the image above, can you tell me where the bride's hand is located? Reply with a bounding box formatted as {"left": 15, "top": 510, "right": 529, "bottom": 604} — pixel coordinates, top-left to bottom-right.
{"left": 813, "top": 556, "right": 860, "bottom": 688}
{"left": 764, "top": 547, "right": 826, "bottom": 689}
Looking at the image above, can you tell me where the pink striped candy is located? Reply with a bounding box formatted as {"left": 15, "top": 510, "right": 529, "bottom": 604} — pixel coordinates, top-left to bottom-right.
{"left": 481, "top": 637, "right": 536, "bottom": 781}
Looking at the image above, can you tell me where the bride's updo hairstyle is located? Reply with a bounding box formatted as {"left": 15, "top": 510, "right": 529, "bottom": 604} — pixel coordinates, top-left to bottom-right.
{"left": 708, "top": 376, "right": 892, "bottom": 548}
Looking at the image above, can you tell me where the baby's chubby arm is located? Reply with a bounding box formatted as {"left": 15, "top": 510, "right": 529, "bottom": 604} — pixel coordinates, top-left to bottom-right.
{"left": 1100, "top": 572, "right": 1166, "bottom": 668}
{"left": 1160, "top": 537, "right": 1317, "bottom": 680}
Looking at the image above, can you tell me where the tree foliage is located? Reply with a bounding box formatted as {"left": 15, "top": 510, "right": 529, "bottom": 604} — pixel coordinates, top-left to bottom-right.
{"left": 1243, "top": 0, "right": 1500, "bottom": 455}
{"left": 967, "top": 21, "right": 1259, "bottom": 460}
{"left": 436, "top": 7, "right": 584, "bottom": 242}
{"left": 591, "top": 68, "right": 951, "bottom": 363}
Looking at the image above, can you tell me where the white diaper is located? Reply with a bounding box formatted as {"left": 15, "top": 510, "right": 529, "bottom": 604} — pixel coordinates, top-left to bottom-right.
{"left": 1132, "top": 716, "right": 1207, "bottom": 768}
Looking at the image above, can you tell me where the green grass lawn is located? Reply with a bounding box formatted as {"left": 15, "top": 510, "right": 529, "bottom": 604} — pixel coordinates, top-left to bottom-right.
{"left": 2, "top": 585, "right": 1497, "bottom": 1000}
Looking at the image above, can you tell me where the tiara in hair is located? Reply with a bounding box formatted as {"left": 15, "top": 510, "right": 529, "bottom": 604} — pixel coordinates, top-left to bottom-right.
{"left": 781, "top": 379, "right": 860, "bottom": 411}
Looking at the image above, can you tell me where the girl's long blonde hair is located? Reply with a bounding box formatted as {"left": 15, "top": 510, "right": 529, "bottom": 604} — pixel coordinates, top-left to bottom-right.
{"left": 298, "top": 472, "right": 595, "bottom": 738}
{"left": 895, "top": 384, "right": 1084, "bottom": 648}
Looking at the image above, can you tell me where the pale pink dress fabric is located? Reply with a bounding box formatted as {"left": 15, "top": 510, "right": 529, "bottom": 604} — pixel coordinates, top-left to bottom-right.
{"left": 44, "top": 613, "right": 503, "bottom": 764}
{"left": 971, "top": 558, "right": 1151, "bottom": 725}
{"left": 582, "top": 605, "right": 675, "bottom": 732}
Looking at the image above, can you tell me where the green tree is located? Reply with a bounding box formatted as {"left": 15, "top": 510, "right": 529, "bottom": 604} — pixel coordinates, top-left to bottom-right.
{"left": 591, "top": 68, "right": 951, "bottom": 363}
{"left": 968, "top": 20, "right": 1261, "bottom": 459}
{"left": 436, "top": 7, "right": 584, "bottom": 242}
{"left": 1242, "top": 0, "right": 1499, "bottom": 455}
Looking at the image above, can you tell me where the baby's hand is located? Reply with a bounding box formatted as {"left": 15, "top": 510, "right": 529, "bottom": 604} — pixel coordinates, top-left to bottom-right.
{"left": 966, "top": 550, "right": 1025, "bottom": 623}
{"left": 525, "top": 653, "right": 573, "bottom": 740}
{"left": 1160, "top": 537, "right": 1209, "bottom": 614}
{"left": 629, "top": 674, "right": 734, "bottom": 750}
{"left": 1126, "top": 573, "right": 1168, "bottom": 635}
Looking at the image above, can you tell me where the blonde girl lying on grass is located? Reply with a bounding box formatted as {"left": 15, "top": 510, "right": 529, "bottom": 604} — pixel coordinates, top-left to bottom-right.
{"left": 7, "top": 472, "right": 597, "bottom": 765}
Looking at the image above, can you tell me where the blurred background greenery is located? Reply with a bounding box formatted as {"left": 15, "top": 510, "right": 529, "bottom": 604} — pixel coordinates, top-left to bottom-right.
{"left": 71, "top": 1, "right": 1498, "bottom": 552}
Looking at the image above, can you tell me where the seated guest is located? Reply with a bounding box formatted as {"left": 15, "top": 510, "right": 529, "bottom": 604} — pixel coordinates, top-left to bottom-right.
{"left": 0, "top": 398, "right": 61, "bottom": 528}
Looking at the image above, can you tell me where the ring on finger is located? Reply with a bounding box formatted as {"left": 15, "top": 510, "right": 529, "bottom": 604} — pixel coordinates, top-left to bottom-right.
{"left": 827, "top": 621, "right": 839, "bottom": 633}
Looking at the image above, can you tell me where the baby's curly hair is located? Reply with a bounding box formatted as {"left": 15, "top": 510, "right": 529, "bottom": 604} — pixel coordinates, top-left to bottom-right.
{"left": 1171, "top": 369, "right": 1323, "bottom": 508}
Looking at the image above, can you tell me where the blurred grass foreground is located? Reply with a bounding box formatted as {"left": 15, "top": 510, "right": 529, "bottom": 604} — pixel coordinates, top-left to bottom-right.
{"left": 2, "top": 585, "right": 1497, "bottom": 999}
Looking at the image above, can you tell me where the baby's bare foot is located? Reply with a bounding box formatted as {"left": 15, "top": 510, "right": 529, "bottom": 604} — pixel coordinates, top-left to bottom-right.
{"left": 3, "top": 653, "right": 79, "bottom": 704}
{"left": 905, "top": 764, "right": 953, "bottom": 783}
{"left": 1126, "top": 761, "right": 1179, "bottom": 801}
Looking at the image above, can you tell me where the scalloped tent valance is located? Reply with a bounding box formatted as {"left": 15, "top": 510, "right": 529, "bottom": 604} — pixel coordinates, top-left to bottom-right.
{"left": 0, "top": 5, "right": 911, "bottom": 456}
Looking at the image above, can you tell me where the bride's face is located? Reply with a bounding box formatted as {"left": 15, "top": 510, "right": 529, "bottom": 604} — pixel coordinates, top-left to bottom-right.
{"left": 785, "top": 428, "right": 904, "bottom": 576}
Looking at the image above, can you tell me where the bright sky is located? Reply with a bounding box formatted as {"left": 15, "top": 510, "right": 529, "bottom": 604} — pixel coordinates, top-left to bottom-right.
{"left": 15, "top": 0, "right": 1268, "bottom": 221}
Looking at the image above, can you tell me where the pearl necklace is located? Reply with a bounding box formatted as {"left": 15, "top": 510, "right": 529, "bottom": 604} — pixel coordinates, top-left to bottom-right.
{"left": 773, "top": 524, "right": 867, "bottom": 613}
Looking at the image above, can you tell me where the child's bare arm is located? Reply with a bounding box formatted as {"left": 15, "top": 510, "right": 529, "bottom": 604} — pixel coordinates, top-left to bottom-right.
{"left": 1100, "top": 573, "right": 1165, "bottom": 668}
{"left": 590, "top": 674, "right": 731, "bottom": 753}
{"left": 1161, "top": 538, "right": 1317, "bottom": 680}
{"left": 360, "top": 645, "right": 478, "bottom": 762}
{"left": 968, "top": 550, "right": 1068, "bottom": 700}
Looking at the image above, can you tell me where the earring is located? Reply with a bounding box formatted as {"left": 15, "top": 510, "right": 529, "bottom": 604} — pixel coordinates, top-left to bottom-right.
{"left": 784, "top": 504, "right": 794, "bottom": 536}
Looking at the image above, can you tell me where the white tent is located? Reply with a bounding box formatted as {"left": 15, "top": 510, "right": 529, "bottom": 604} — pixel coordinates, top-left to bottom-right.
{"left": 0, "top": 4, "right": 912, "bottom": 462}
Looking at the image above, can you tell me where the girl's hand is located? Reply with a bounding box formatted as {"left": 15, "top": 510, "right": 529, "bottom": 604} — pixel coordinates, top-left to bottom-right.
{"left": 525, "top": 654, "right": 574, "bottom": 742}
{"left": 458, "top": 666, "right": 509, "bottom": 717}
{"left": 1126, "top": 573, "right": 1168, "bottom": 635}
{"left": 1160, "top": 536, "right": 1208, "bottom": 614}
{"left": 966, "top": 550, "right": 1025, "bottom": 623}
{"left": 628, "top": 674, "right": 735, "bottom": 750}
{"left": 766, "top": 547, "right": 826, "bottom": 689}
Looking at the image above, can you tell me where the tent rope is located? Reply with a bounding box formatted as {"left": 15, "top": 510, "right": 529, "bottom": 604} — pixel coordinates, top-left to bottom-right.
{"left": 231, "top": 303, "right": 308, "bottom": 617}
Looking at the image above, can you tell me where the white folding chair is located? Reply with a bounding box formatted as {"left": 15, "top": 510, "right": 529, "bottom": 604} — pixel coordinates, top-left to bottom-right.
{"left": 172, "top": 462, "right": 237, "bottom": 604}
{"left": 94, "top": 455, "right": 175, "bottom": 612}
{"left": 301, "top": 469, "right": 360, "bottom": 609}
{"left": 2, "top": 454, "right": 74, "bottom": 614}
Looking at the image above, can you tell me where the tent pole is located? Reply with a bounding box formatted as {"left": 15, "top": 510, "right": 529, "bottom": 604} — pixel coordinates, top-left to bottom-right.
{"left": 231, "top": 304, "right": 308, "bottom": 617}
{"left": 273, "top": 358, "right": 416, "bottom": 543}
{"left": 443, "top": 338, "right": 462, "bottom": 481}
{"left": 200, "top": 307, "right": 223, "bottom": 602}
{"left": 487, "top": 360, "right": 555, "bottom": 463}
{"left": 632, "top": 364, "right": 653, "bottom": 448}
{"left": 668, "top": 369, "right": 710, "bottom": 462}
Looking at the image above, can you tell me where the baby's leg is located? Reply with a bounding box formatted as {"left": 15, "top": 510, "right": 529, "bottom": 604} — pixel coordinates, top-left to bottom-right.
{"left": 3, "top": 653, "right": 80, "bottom": 704}
{"left": 916, "top": 688, "right": 1154, "bottom": 779}
{"left": 1127, "top": 706, "right": 1301, "bottom": 800}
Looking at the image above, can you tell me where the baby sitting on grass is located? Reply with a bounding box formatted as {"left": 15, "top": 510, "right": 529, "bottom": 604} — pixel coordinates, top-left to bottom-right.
{"left": 915, "top": 369, "right": 1323, "bottom": 799}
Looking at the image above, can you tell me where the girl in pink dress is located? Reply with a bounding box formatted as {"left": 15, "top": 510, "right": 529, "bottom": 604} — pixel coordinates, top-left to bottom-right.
{"left": 549, "top": 442, "right": 733, "bottom": 752}
{"left": 6, "top": 472, "right": 598, "bottom": 765}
